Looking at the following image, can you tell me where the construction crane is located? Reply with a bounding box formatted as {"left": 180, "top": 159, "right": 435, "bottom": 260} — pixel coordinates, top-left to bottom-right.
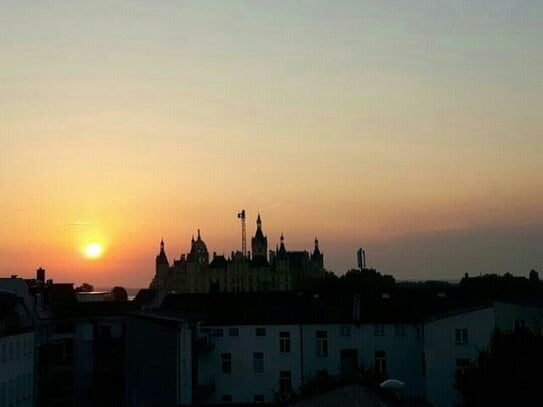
{"left": 237, "top": 209, "right": 246, "bottom": 257}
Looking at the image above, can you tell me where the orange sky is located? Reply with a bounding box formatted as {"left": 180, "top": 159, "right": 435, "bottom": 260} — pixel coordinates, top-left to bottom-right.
{"left": 1, "top": 1, "right": 542, "bottom": 287}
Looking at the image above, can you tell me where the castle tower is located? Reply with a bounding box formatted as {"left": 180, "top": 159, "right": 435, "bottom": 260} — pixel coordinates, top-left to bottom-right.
{"left": 156, "top": 238, "right": 169, "bottom": 270}
{"left": 251, "top": 214, "right": 268, "bottom": 260}
{"left": 155, "top": 239, "right": 170, "bottom": 289}
{"left": 188, "top": 229, "right": 209, "bottom": 265}
{"left": 311, "top": 237, "right": 324, "bottom": 268}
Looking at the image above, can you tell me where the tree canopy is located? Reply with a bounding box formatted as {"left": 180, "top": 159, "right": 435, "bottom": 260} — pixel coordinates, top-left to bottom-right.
{"left": 455, "top": 327, "right": 543, "bottom": 406}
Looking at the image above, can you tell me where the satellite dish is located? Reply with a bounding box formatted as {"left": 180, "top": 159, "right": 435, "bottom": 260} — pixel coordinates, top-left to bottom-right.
{"left": 380, "top": 379, "right": 406, "bottom": 400}
{"left": 380, "top": 379, "right": 405, "bottom": 390}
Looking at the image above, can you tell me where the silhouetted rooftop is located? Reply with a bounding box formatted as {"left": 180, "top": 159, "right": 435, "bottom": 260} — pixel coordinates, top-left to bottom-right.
{"left": 155, "top": 287, "right": 500, "bottom": 325}
{"left": 209, "top": 255, "right": 228, "bottom": 269}
{"left": 249, "top": 255, "right": 270, "bottom": 268}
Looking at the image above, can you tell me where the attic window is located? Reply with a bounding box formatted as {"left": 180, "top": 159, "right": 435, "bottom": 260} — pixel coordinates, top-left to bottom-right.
{"left": 437, "top": 292, "right": 446, "bottom": 298}
{"left": 382, "top": 293, "right": 390, "bottom": 299}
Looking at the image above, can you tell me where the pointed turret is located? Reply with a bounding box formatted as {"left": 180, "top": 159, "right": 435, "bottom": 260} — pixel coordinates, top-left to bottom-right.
{"left": 311, "top": 236, "right": 324, "bottom": 268}
{"left": 251, "top": 213, "right": 268, "bottom": 259}
{"left": 313, "top": 237, "right": 320, "bottom": 256}
{"left": 188, "top": 230, "right": 209, "bottom": 265}
{"left": 154, "top": 238, "right": 170, "bottom": 291}
{"left": 156, "top": 238, "right": 169, "bottom": 266}
{"left": 278, "top": 233, "right": 287, "bottom": 256}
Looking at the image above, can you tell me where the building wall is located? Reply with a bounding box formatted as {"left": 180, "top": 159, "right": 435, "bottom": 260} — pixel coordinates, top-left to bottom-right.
{"left": 0, "top": 331, "right": 35, "bottom": 407}
{"left": 126, "top": 317, "right": 192, "bottom": 407}
{"left": 493, "top": 302, "right": 543, "bottom": 333}
{"left": 360, "top": 323, "right": 426, "bottom": 398}
{"left": 196, "top": 322, "right": 425, "bottom": 404}
{"left": 424, "top": 307, "right": 495, "bottom": 407}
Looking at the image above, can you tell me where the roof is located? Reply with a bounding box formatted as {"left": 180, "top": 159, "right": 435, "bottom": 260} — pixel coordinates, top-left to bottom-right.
{"left": 156, "top": 287, "right": 491, "bottom": 325}
{"left": 249, "top": 256, "right": 270, "bottom": 268}
{"left": 209, "top": 255, "right": 228, "bottom": 269}
{"left": 46, "top": 300, "right": 138, "bottom": 318}
{"left": 133, "top": 289, "right": 157, "bottom": 305}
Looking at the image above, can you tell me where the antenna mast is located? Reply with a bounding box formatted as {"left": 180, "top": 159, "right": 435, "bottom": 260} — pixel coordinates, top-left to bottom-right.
{"left": 237, "top": 209, "right": 246, "bottom": 256}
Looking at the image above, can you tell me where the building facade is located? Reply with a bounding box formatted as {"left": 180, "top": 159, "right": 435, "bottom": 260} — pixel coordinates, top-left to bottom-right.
{"left": 424, "top": 302, "right": 543, "bottom": 407}
{"left": 0, "top": 289, "right": 36, "bottom": 407}
{"left": 150, "top": 215, "right": 324, "bottom": 297}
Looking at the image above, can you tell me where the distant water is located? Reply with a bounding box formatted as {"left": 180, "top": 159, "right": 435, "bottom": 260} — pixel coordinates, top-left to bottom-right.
{"left": 95, "top": 287, "right": 144, "bottom": 298}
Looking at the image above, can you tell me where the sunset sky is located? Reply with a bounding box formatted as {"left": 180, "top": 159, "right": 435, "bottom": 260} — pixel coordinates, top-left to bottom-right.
{"left": 1, "top": 1, "right": 542, "bottom": 288}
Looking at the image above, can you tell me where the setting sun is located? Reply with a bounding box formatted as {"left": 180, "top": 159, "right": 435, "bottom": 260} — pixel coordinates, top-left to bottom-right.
{"left": 84, "top": 242, "right": 103, "bottom": 259}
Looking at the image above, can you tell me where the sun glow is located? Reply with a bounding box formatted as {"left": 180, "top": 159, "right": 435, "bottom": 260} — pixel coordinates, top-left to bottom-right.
{"left": 84, "top": 242, "right": 103, "bottom": 259}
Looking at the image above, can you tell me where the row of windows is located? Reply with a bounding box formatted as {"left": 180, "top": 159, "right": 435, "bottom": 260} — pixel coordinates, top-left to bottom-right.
{"left": 1, "top": 338, "right": 34, "bottom": 363}
{"left": 374, "top": 324, "right": 407, "bottom": 337}
{"left": 220, "top": 331, "right": 323, "bottom": 375}
{"left": 0, "top": 373, "right": 33, "bottom": 407}
{"left": 225, "top": 276, "right": 289, "bottom": 284}
{"left": 219, "top": 349, "right": 427, "bottom": 383}
{"left": 220, "top": 352, "right": 266, "bottom": 374}
{"left": 206, "top": 325, "right": 414, "bottom": 340}
{"left": 207, "top": 326, "right": 349, "bottom": 339}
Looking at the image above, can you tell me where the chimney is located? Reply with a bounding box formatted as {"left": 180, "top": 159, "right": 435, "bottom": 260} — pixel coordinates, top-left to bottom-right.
{"left": 36, "top": 267, "right": 46, "bottom": 283}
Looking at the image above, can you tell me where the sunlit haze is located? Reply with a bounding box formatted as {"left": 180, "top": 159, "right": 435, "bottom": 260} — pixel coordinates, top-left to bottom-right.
{"left": 1, "top": 1, "right": 542, "bottom": 287}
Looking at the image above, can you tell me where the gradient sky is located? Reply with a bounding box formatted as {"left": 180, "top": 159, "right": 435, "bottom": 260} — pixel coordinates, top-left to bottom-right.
{"left": 1, "top": 1, "right": 542, "bottom": 288}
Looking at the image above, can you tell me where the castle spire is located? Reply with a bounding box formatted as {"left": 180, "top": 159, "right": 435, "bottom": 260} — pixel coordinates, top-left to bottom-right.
{"left": 313, "top": 236, "right": 321, "bottom": 255}
{"left": 278, "top": 233, "right": 287, "bottom": 255}
{"left": 251, "top": 213, "right": 268, "bottom": 259}
{"left": 156, "top": 238, "right": 169, "bottom": 265}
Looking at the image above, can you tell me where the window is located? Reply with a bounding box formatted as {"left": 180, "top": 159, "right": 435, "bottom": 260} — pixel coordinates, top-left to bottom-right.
{"left": 253, "top": 352, "right": 264, "bottom": 373}
{"left": 395, "top": 324, "right": 406, "bottom": 337}
{"left": 254, "top": 394, "right": 264, "bottom": 403}
{"left": 221, "top": 353, "right": 231, "bottom": 374}
{"left": 455, "top": 329, "right": 468, "bottom": 345}
{"left": 374, "top": 325, "right": 385, "bottom": 336}
{"left": 340, "top": 326, "right": 351, "bottom": 337}
{"left": 2, "top": 344, "right": 6, "bottom": 361}
{"left": 221, "top": 394, "right": 232, "bottom": 403}
{"left": 279, "top": 371, "right": 292, "bottom": 394}
{"left": 279, "top": 331, "right": 291, "bottom": 353}
{"left": 316, "top": 331, "right": 328, "bottom": 357}
{"left": 211, "top": 328, "right": 224, "bottom": 338}
{"left": 228, "top": 328, "right": 239, "bottom": 337}
{"left": 9, "top": 343, "right": 14, "bottom": 359}
{"left": 255, "top": 327, "right": 266, "bottom": 337}
{"left": 374, "top": 351, "right": 387, "bottom": 375}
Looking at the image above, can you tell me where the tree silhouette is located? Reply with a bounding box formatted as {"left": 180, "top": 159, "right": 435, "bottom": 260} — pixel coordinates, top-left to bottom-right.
{"left": 455, "top": 327, "right": 543, "bottom": 406}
